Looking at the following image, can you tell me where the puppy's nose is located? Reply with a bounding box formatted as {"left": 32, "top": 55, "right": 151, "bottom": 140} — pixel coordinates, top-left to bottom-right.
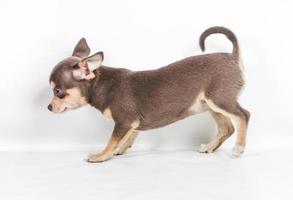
{"left": 47, "top": 104, "right": 52, "bottom": 111}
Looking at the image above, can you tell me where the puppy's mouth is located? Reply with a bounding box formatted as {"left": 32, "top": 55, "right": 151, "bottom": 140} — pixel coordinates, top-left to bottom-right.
{"left": 49, "top": 102, "right": 81, "bottom": 113}
{"left": 59, "top": 105, "right": 80, "bottom": 113}
{"left": 51, "top": 107, "right": 69, "bottom": 114}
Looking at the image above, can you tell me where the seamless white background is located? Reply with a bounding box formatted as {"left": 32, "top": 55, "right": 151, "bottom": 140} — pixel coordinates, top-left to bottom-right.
{"left": 1, "top": 1, "right": 293, "bottom": 200}
{"left": 0, "top": 0, "right": 292, "bottom": 150}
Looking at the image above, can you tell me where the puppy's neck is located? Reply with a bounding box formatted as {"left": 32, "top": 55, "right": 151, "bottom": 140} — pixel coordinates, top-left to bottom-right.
{"left": 86, "top": 66, "right": 124, "bottom": 111}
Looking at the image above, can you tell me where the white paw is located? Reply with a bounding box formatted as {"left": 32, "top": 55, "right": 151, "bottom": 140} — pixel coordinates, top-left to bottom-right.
{"left": 198, "top": 144, "right": 214, "bottom": 153}
{"left": 87, "top": 153, "right": 112, "bottom": 163}
{"left": 232, "top": 145, "right": 245, "bottom": 157}
{"left": 114, "top": 148, "right": 124, "bottom": 156}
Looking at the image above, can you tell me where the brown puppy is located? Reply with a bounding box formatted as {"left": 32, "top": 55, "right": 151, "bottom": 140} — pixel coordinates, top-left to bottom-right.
{"left": 48, "top": 26, "right": 250, "bottom": 162}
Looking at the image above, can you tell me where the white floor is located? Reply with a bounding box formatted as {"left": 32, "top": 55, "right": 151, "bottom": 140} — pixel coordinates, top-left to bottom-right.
{"left": 1, "top": 147, "right": 293, "bottom": 200}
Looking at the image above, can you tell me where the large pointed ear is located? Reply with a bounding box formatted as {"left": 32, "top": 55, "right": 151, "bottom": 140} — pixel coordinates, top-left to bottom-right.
{"left": 72, "top": 38, "right": 91, "bottom": 58}
{"left": 72, "top": 52, "right": 104, "bottom": 81}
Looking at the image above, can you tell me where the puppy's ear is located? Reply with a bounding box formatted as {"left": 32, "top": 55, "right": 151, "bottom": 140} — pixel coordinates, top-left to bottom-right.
{"left": 72, "top": 38, "right": 91, "bottom": 58}
{"left": 72, "top": 52, "right": 104, "bottom": 81}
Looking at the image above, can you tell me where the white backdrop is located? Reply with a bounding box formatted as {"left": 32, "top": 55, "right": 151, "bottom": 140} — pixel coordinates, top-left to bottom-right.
{"left": 0, "top": 0, "right": 292, "bottom": 151}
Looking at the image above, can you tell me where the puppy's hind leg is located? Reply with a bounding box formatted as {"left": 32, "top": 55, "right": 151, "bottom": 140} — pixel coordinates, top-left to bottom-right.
{"left": 115, "top": 130, "right": 139, "bottom": 155}
{"left": 232, "top": 103, "right": 250, "bottom": 156}
{"left": 204, "top": 97, "right": 250, "bottom": 156}
{"left": 198, "top": 111, "right": 234, "bottom": 153}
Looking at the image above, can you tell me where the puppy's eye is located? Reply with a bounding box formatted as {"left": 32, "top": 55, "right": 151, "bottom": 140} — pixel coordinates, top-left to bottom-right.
{"left": 54, "top": 88, "right": 64, "bottom": 98}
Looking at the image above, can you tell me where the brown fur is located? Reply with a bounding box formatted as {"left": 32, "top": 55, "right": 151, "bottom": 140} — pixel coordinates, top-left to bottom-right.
{"left": 48, "top": 27, "right": 250, "bottom": 162}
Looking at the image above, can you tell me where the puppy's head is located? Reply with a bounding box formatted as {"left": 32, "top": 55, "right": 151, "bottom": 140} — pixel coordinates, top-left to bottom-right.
{"left": 48, "top": 38, "right": 104, "bottom": 113}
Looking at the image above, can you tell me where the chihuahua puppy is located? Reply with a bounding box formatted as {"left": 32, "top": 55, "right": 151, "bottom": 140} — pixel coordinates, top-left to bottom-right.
{"left": 48, "top": 27, "right": 250, "bottom": 162}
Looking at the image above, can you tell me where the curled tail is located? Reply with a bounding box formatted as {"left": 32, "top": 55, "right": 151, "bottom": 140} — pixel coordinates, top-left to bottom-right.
{"left": 199, "top": 26, "right": 240, "bottom": 59}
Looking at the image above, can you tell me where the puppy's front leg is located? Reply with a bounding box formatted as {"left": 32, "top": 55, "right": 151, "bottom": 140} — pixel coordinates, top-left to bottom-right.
{"left": 87, "top": 123, "right": 136, "bottom": 163}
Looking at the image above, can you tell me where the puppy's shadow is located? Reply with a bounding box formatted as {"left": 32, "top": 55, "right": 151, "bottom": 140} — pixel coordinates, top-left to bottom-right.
{"left": 115, "top": 148, "right": 192, "bottom": 160}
